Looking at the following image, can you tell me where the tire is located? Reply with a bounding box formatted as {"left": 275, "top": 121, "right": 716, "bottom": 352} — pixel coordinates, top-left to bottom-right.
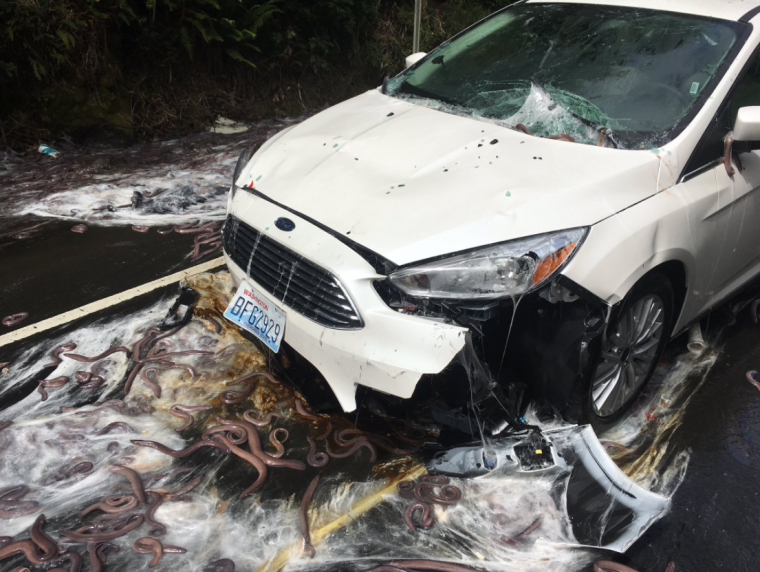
{"left": 581, "top": 272, "right": 674, "bottom": 433}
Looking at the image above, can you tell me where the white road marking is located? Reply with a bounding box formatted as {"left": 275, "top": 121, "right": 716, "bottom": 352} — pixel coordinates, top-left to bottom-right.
{"left": 0, "top": 257, "right": 226, "bottom": 348}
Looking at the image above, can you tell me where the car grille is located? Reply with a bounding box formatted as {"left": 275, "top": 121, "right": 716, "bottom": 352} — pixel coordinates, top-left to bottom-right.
{"left": 222, "top": 216, "right": 363, "bottom": 329}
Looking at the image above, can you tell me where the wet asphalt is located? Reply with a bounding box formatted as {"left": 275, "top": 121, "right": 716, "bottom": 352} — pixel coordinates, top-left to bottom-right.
{"left": 624, "top": 312, "right": 760, "bottom": 572}
{"left": 2, "top": 140, "right": 760, "bottom": 572}
{"left": 0, "top": 220, "right": 204, "bottom": 325}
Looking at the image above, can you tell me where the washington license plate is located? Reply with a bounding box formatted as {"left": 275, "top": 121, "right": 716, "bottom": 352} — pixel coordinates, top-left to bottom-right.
{"left": 224, "top": 282, "right": 286, "bottom": 352}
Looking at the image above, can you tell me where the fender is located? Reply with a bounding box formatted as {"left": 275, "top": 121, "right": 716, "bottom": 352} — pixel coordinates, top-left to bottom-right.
{"left": 561, "top": 188, "right": 697, "bottom": 334}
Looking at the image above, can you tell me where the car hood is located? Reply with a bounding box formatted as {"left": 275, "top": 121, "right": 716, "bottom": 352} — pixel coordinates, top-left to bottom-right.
{"left": 242, "top": 89, "right": 663, "bottom": 266}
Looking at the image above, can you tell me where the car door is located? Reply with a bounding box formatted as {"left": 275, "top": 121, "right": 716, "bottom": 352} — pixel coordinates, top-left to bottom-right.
{"left": 679, "top": 46, "right": 760, "bottom": 317}
{"left": 713, "top": 148, "right": 760, "bottom": 303}
{"left": 676, "top": 161, "right": 736, "bottom": 319}
{"left": 712, "top": 51, "right": 760, "bottom": 301}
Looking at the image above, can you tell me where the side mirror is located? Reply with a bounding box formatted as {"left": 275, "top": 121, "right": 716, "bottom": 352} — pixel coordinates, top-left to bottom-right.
{"left": 733, "top": 106, "right": 760, "bottom": 141}
{"left": 405, "top": 52, "right": 427, "bottom": 68}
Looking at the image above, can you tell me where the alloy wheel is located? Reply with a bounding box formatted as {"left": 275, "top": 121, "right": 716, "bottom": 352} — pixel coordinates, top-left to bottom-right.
{"left": 591, "top": 294, "right": 665, "bottom": 418}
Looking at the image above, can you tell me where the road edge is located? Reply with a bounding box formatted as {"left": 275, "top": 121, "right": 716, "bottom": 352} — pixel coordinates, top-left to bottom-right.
{"left": 0, "top": 256, "right": 226, "bottom": 347}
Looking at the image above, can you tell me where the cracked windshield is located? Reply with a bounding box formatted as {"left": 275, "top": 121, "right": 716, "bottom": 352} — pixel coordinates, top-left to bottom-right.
{"left": 388, "top": 4, "right": 742, "bottom": 148}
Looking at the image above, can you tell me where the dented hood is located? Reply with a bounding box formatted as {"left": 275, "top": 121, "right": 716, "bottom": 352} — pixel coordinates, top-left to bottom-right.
{"left": 242, "top": 89, "right": 663, "bottom": 266}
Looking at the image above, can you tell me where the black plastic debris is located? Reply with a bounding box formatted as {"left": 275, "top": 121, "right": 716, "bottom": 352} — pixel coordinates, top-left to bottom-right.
{"left": 132, "top": 190, "right": 145, "bottom": 209}
{"left": 160, "top": 287, "right": 198, "bottom": 330}
{"left": 204, "top": 559, "right": 236, "bottom": 572}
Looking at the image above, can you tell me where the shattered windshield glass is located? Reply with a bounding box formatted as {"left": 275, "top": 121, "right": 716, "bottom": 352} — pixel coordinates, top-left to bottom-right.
{"left": 387, "top": 4, "right": 746, "bottom": 149}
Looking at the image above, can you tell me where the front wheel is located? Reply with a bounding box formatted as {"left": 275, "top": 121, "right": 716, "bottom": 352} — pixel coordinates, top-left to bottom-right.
{"left": 582, "top": 273, "right": 674, "bottom": 431}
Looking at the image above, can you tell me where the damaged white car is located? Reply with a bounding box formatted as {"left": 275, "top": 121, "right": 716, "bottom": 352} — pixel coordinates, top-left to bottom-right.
{"left": 222, "top": 0, "right": 760, "bottom": 433}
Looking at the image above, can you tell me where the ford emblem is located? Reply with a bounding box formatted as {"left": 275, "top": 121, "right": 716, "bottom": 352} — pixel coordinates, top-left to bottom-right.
{"left": 275, "top": 217, "right": 296, "bottom": 232}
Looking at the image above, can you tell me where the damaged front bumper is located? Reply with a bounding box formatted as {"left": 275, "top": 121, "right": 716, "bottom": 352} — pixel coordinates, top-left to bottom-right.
{"left": 225, "top": 190, "right": 611, "bottom": 422}
{"left": 224, "top": 191, "right": 469, "bottom": 411}
{"left": 427, "top": 425, "right": 669, "bottom": 552}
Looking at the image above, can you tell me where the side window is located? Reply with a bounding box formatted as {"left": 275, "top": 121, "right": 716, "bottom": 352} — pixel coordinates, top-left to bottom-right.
{"left": 684, "top": 49, "right": 760, "bottom": 178}
{"left": 728, "top": 53, "right": 760, "bottom": 120}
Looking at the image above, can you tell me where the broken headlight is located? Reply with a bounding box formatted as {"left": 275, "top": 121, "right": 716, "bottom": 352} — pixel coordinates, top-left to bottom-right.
{"left": 388, "top": 228, "right": 587, "bottom": 300}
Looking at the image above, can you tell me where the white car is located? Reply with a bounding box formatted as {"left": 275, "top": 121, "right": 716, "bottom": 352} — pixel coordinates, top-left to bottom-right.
{"left": 222, "top": 0, "right": 760, "bottom": 432}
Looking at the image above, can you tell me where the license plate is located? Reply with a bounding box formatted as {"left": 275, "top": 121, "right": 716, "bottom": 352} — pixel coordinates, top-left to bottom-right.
{"left": 224, "top": 282, "right": 286, "bottom": 352}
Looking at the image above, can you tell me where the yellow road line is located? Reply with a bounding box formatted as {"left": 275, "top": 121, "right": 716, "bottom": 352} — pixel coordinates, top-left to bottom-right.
{"left": 0, "top": 256, "right": 226, "bottom": 348}
{"left": 257, "top": 464, "right": 427, "bottom": 572}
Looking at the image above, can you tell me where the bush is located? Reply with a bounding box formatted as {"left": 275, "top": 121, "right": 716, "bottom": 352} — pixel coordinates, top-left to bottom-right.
{"left": 0, "top": 0, "right": 282, "bottom": 83}
{"left": 0, "top": 0, "right": 514, "bottom": 148}
{"left": 372, "top": 0, "right": 507, "bottom": 74}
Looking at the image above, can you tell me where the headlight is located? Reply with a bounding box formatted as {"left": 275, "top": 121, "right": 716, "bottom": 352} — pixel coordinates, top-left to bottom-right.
{"left": 388, "top": 228, "right": 587, "bottom": 300}
{"left": 230, "top": 142, "right": 262, "bottom": 200}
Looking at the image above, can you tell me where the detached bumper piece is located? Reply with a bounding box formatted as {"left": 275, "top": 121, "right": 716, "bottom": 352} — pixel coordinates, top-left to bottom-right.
{"left": 426, "top": 429, "right": 559, "bottom": 477}
{"left": 426, "top": 425, "right": 668, "bottom": 552}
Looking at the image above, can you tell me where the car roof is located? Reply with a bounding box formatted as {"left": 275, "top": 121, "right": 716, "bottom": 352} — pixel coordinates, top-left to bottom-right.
{"left": 525, "top": 0, "right": 760, "bottom": 22}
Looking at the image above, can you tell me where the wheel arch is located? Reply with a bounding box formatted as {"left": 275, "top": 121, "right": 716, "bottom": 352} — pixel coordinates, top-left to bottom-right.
{"left": 513, "top": 260, "right": 687, "bottom": 421}
{"left": 647, "top": 260, "right": 688, "bottom": 336}
{"left": 563, "top": 239, "right": 694, "bottom": 334}
{"left": 581, "top": 268, "right": 676, "bottom": 427}
{"left": 561, "top": 193, "right": 698, "bottom": 335}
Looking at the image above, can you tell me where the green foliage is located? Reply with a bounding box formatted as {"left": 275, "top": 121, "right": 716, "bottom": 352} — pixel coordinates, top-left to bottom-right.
{"left": 1, "top": 0, "right": 509, "bottom": 85}
{"left": 0, "top": 0, "right": 281, "bottom": 83}
{"left": 263, "top": 0, "right": 380, "bottom": 73}
{"left": 0, "top": 0, "right": 514, "bottom": 147}
{"left": 369, "top": 0, "right": 508, "bottom": 75}
{"left": 154, "top": 0, "right": 280, "bottom": 66}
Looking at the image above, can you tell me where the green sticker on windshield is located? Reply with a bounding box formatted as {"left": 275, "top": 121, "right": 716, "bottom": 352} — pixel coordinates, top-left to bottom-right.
{"left": 690, "top": 82, "right": 700, "bottom": 95}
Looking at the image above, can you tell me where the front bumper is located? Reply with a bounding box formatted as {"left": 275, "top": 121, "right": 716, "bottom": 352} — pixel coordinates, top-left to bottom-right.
{"left": 226, "top": 191, "right": 468, "bottom": 412}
